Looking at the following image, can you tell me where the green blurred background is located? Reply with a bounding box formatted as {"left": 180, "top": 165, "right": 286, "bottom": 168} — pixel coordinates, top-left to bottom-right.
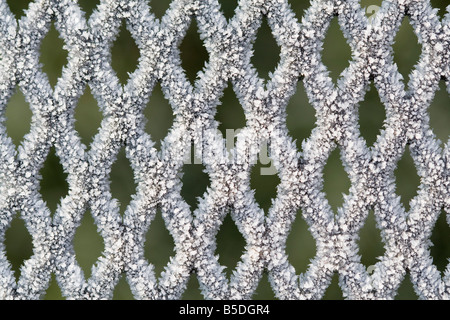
{"left": 3, "top": 0, "right": 449, "bottom": 300}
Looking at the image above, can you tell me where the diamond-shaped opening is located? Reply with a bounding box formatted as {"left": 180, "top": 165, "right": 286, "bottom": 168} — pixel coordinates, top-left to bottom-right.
{"left": 5, "top": 87, "right": 32, "bottom": 148}
{"left": 179, "top": 18, "right": 209, "bottom": 85}
{"left": 182, "top": 274, "right": 203, "bottom": 300}
{"left": 394, "top": 146, "right": 420, "bottom": 212}
{"left": 360, "top": 0, "right": 383, "bottom": 9}
{"left": 151, "top": 0, "right": 172, "bottom": 20}
{"left": 430, "top": 0, "right": 449, "bottom": 19}
{"left": 322, "top": 16, "right": 352, "bottom": 84}
{"left": 360, "top": 0, "right": 382, "bottom": 22}
{"left": 39, "top": 22, "right": 68, "bottom": 89}
{"left": 322, "top": 147, "right": 351, "bottom": 214}
{"left": 112, "top": 274, "right": 134, "bottom": 300}
{"left": 144, "top": 210, "right": 175, "bottom": 278}
{"left": 180, "top": 150, "right": 210, "bottom": 212}
{"left": 286, "top": 81, "right": 316, "bottom": 152}
{"left": 323, "top": 272, "right": 344, "bottom": 300}
{"left": 215, "top": 82, "right": 246, "bottom": 140}
{"left": 358, "top": 211, "right": 385, "bottom": 271}
{"left": 6, "top": 0, "right": 30, "bottom": 18}
{"left": 110, "top": 148, "right": 136, "bottom": 216}
{"left": 288, "top": 0, "right": 311, "bottom": 22}
{"left": 73, "top": 211, "right": 105, "bottom": 279}
{"left": 286, "top": 210, "right": 316, "bottom": 275}
{"left": 40, "top": 147, "right": 69, "bottom": 215}
{"left": 358, "top": 82, "right": 386, "bottom": 147}
{"left": 215, "top": 213, "right": 246, "bottom": 279}
{"left": 218, "top": 0, "right": 238, "bottom": 21}
{"left": 144, "top": 83, "right": 175, "bottom": 151}
{"left": 75, "top": 86, "right": 102, "bottom": 148}
{"left": 395, "top": 273, "right": 418, "bottom": 300}
{"left": 393, "top": 17, "right": 422, "bottom": 87}
{"left": 252, "top": 272, "right": 277, "bottom": 299}
{"left": 430, "top": 209, "right": 450, "bottom": 275}
{"left": 250, "top": 147, "right": 280, "bottom": 215}
{"left": 78, "top": 0, "right": 100, "bottom": 18}
{"left": 181, "top": 143, "right": 208, "bottom": 201}
{"left": 251, "top": 17, "right": 280, "bottom": 82}
{"left": 43, "top": 274, "right": 64, "bottom": 300}
{"left": 429, "top": 80, "right": 450, "bottom": 147}
{"left": 111, "top": 21, "right": 140, "bottom": 86}
{"left": 4, "top": 213, "right": 33, "bottom": 282}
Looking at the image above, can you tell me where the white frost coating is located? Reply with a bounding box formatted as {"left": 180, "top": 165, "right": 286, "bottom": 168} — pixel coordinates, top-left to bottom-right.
{"left": 0, "top": 0, "right": 448, "bottom": 300}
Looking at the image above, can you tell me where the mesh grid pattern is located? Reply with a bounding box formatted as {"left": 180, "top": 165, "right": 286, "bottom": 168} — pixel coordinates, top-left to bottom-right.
{"left": 0, "top": 0, "right": 449, "bottom": 300}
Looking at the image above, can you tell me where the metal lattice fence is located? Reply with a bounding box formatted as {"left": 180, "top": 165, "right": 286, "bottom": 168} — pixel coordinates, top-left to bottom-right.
{"left": 0, "top": 0, "right": 449, "bottom": 300}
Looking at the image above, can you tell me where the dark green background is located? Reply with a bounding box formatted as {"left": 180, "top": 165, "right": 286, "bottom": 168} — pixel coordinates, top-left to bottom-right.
{"left": 3, "top": 0, "right": 449, "bottom": 300}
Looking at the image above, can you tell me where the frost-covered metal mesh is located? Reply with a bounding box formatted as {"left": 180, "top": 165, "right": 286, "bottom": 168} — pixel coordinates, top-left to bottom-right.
{"left": 0, "top": 0, "right": 449, "bottom": 300}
